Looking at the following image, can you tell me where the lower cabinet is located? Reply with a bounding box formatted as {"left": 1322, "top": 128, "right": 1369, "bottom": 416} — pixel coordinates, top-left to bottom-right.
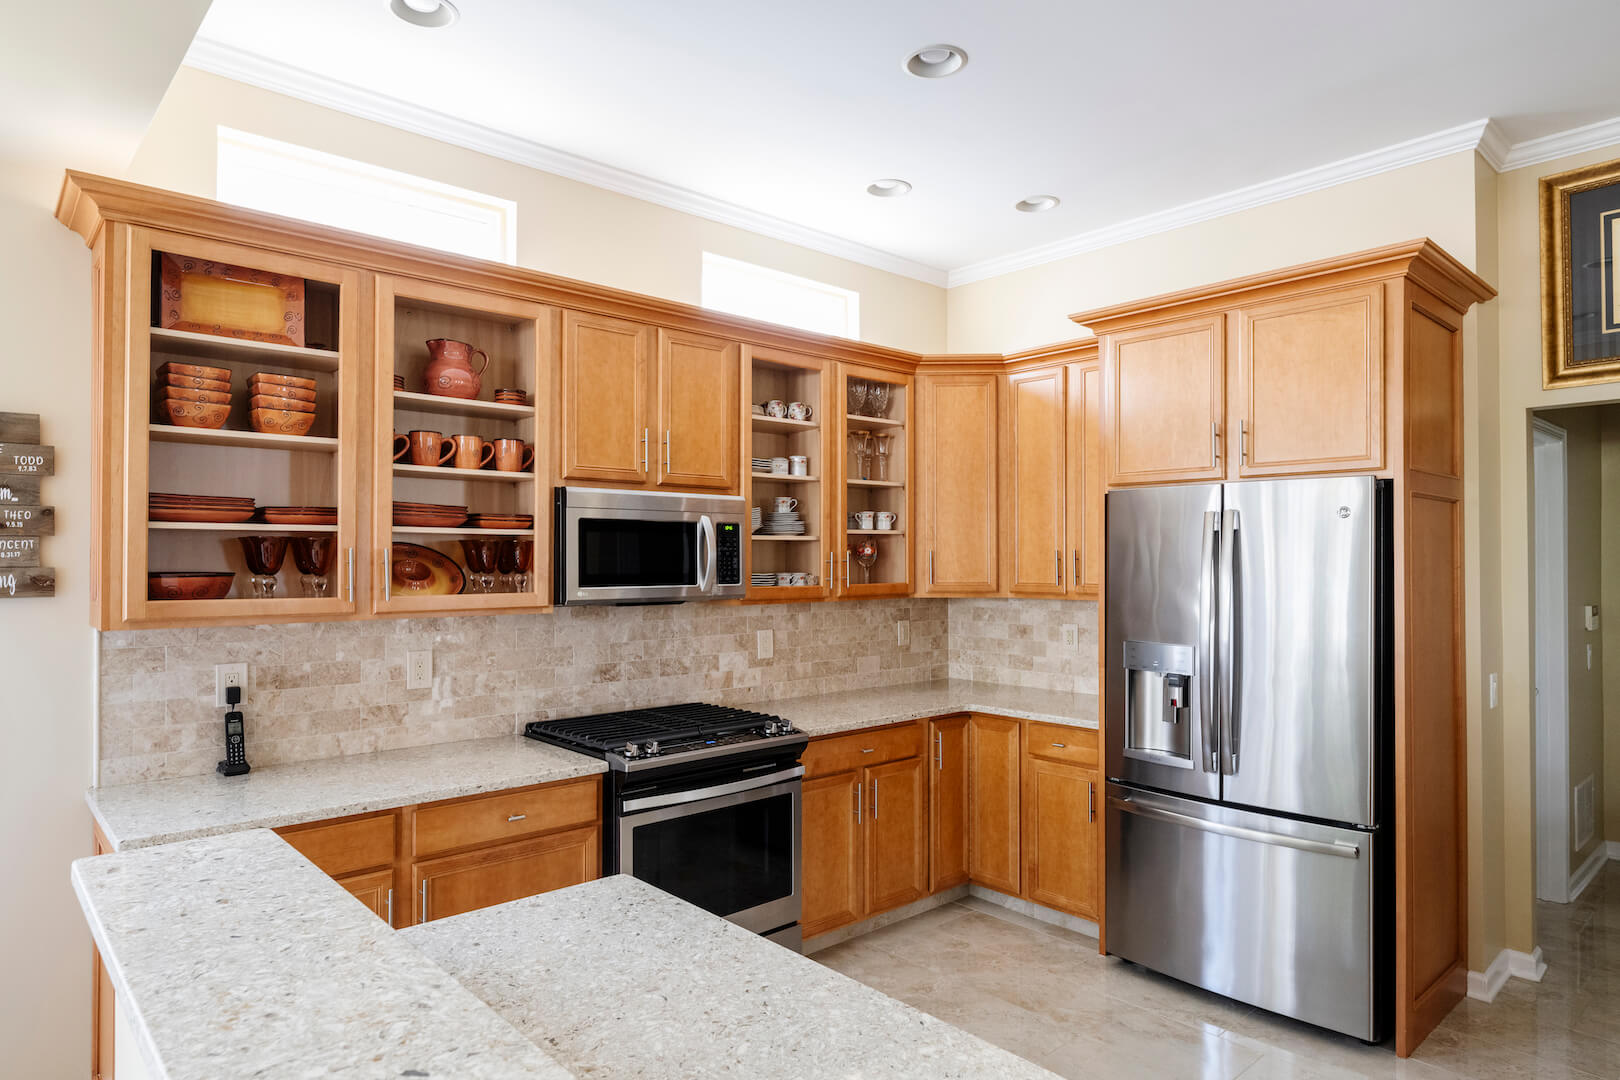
{"left": 337, "top": 868, "right": 397, "bottom": 924}
{"left": 413, "top": 824, "right": 600, "bottom": 924}
{"left": 1021, "top": 733, "right": 1101, "bottom": 920}
{"left": 967, "top": 714, "right": 1022, "bottom": 894}
{"left": 866, "top": 755, "right": 929, "bottom": 913}
{"left": 928, "top": 715, "right": 970, "bottom": 892}
{"left": 803, "top": 771, "right": 865, "bottom": 936}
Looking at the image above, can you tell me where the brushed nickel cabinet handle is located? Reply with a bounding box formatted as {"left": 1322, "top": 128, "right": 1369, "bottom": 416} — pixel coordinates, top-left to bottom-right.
{"left": 664, "top": 429, "right": 671, "bottom": 472}
{"left": 861, "top": 747, "right": 876, "bottom": 753}
{"left": 386, "top": 887, "right": 393, "bottom": 927}
{"left": 642, "top": 427, "right": 649, "bottom": 472}
{"left": 1211, "top": 421, "right": 1220, "bottom": 466}
{"left": 855, "top": 781, "right": 862, "bottom": 824}
{"left": 935, "top": 731, "right": 943, "bottom": 770}
{"left": 420, "top": 880, "right": 428, "bottom": 922}
{"left": 346, "top": 547, "right": 355, "bottom": 602}
{"left": 383, "top": 550, "right": 391, "bottom": 602}
{"left": 506, "top": 813, "right": 527, "bottom": 822}
{"left": 1240, "top": 419, "right": 1248, "bottom": 463}
{"left": 1051, "top": 742, "right": 1066, "bottom": 748}
{"left": 1056, "top": 549, "right": 1062, "bottom": 587}
{"left": 871, "top": 778, "right": 878, "bottom": 820}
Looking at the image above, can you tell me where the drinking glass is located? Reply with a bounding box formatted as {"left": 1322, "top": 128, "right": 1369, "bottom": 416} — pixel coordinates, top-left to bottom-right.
{"left": 867, "top": 380, "right": 892, "bottom": 419}
{"left": 291, "top": 535, "right": 336, "bottom": 598}
{"left": 848, "top": 430, "right": 874, "bottom": 480}
{"left": 846, "top": 377, "right": 868, "bottom": 417}
{"left": 238, "top": 535, "right": 289, "bottom": 599}
{"left": 459, "top": 538, "right": 500, "bottom": 594}
{"left": 872, "top": 433, "right": 893, "bottom": 481}
{"left": 852, "top": 539, "right": 879, "bottom": 584}
{"left": 497, "top": 538, "right": 534, "bottom": 594}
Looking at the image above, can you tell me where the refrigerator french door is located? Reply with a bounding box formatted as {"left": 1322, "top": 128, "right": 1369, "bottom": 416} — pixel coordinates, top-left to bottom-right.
{"left": 1104, "top": 475, "right": 1391, "bottom": 1042}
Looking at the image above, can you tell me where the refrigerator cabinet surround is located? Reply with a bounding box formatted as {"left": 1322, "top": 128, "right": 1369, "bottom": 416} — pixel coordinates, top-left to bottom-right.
{"left": 1106, "top": 784, "right": 1381, "bottom": 1041}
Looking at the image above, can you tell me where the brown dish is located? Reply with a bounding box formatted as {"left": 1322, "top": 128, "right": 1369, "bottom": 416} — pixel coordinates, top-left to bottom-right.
{"left": 157, "top": 360, "right": 231, "bottom": 382}
{"left": 250, "top": 408, "right": 317, "bottom": 437}
{"left": 148, "top": 506, "right": 257, "bottom": 524}
{"left": 147, "top": 571, "right": 234, "bottom": 601}
{"left": 248, "top": 393, "right": 315, "bottom": 414}
{"left": 159, "top": 253, "right": 305, "bottom": 347}
{"left": 257, "top": 507, "right": 337, "bottom": 525}
{"left": 249, "top": 381, "right": 316, "bottom": 403}
{"left": 394, "top": 513, "right": 470, "bottom": 528}
{"left": 158, "top": 385, "right": 232, "bottom": 405}
{"left": 465, "top": 514, "right": 534, "bottom": 529}
{"left": 159, "top": 372, "right": 231, "bottom": 393}
{"left": 250, "top": 371, "right": 316, "bottom": 390}
{"left": 390, "top": 542, "right": 464, "bottom": 595}
{"left": 159, "top": 399, "right": 230, "bottom": 429}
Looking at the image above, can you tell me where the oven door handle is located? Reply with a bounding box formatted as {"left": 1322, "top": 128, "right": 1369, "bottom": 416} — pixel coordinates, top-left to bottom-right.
{"left": 621, "top": 764, "right": 804, "bottom": 813}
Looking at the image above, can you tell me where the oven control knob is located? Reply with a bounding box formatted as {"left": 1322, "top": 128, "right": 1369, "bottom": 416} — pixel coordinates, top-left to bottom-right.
{"left": 645, "top": 740, "right": 661, "bottom": 756}
{"left": 623, "top": 742, "right": 641, "bottom": 759}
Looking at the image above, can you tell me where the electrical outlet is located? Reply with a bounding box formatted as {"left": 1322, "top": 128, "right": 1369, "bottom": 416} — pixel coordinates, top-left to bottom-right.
{"left": 756, "top": 629, "right": 774, "bottom": 660}
{"left": 1488, "top": 673, "right": 1499, "bottom": 709}
{"left": 406, "top": 650, "right": 433, "bottom": 691}
{"left": 1061, "top": 624, "right": 1079, "bottom": 649}
{"left": 214, "top": 663, "right": 248, "bottom": 707}
{"left": 896, "top": 620, "right": 911, "bottom": 648}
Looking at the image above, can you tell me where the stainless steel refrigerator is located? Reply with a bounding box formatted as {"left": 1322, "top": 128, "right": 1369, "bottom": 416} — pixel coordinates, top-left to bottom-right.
{"left": 1104, "top": 475, "right": 1391, "bottom": 1042}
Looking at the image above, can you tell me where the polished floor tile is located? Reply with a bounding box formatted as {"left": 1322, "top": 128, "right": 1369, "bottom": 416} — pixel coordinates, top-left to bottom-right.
{"left": 813, "top": 863, "right": 1620, "bottom": 1079}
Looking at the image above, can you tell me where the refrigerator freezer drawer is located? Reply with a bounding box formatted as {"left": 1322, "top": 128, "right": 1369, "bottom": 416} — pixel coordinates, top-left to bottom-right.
{"left": 1105, "top": 784, "right": 1381, "bottom": 1041}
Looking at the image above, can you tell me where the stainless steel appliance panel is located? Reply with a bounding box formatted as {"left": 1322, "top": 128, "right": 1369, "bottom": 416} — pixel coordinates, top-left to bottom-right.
{"left": 1105, "top": 784, "right": 1378, "bottom": 1041}
{"left": 556, "top": 486, "right": 745, "bottom": 605}
{"left": 1105, "top": 484, "right": 1223, "bottom": 801}
{"left": 1219, "top": 476, "right": 1378, "bottom": 825}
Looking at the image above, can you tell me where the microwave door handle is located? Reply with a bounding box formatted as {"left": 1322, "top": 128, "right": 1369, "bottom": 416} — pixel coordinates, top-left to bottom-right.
{"left": 1198, "top": 509, "right": 1219, "bottom": 773}
{"left": 1218, "top": 508, "right": 1240, "bottom": 775}
{"left": 696, "top": 514, "right": 716, "bottom": 592}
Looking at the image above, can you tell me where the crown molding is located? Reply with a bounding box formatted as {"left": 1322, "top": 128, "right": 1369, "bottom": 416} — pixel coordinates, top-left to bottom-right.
{"left": 1496, "top": 114, "right": 1620, "bottom": 172}
{"left": 181, "top": 38, "right": 950, "bottom": 288}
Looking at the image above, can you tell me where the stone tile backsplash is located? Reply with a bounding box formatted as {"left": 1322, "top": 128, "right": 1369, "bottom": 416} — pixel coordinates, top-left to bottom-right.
{"left": 947, "top": 598, "right": 1100, "bottom": 695}
{"left": 97, "top": 599, "right": 949, "bottom": 785}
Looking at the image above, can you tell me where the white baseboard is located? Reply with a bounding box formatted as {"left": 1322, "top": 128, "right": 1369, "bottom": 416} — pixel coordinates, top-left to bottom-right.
{"left": 1569, "top": 845, "right": 1609, "bottom": 902}
{"left": 1508, "top": 946, "right": 1547, "bottom": 982}
{"left": 1468, "top": 946, "right": 1546, "bottom": 1001}
{"left": 966, "top": 885, "right": 1100, "bottom": 939}
{"left": 1607, "top": 840, "right": 1620, "bottom": 861}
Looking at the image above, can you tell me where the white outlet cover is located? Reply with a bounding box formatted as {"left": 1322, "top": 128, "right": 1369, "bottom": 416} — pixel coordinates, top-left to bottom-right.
{"left": 897, "top": 620, "right": 910, "bottom": 648}
{"left": 756, "top": 629, "right": 774, "bottom": 660}
{"left": 1061, "top": 624, "right": 1079, "bottom": 649}
{"left": 407, "top": 650, "right": 433, "bottom": 691}
{"left": 1488, "top": 673, "right": 1499, "bottom": 709}
{"left": 214, "top": 662, "right": 248, "bottom": 707}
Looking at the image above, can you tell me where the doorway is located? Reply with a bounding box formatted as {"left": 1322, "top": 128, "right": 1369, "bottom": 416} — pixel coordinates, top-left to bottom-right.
{"left": 1533, "top": 418, "right": 1570, "bottom": 903}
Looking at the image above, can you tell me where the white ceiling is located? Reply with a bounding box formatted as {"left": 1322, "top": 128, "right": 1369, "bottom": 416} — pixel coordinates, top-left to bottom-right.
{"left": 191, "top": 0, "right": 1620, "bottom": 282}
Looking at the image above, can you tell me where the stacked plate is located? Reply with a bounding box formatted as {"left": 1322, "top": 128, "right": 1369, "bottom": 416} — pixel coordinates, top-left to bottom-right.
{"left": 751, "top": 457, "right": 773, "bottom": 474}
{"left": 394, "top": 500, "right": 469, "bottom": 528}
{"left": 149, "top": 492, "right": 255, "bottom": 524}
{"left": 750, "top": 572, "right": 778, "bottom": 587}
{"left": 465, "top": 513, "right": 534, "bottom": 530}
{"left": 759, "top": 510, "right": 806, "bottom": 536}
{"left": 751, "top": 506, "right": 763, "bottom": 531}
{"left": 256, "top": 506, "right": 337, "bottom": 526}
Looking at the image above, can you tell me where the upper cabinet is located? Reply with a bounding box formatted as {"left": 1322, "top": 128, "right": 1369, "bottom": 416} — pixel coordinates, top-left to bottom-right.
{"left": 917, "top": 371, "right": 998, "bottom": 595}
{"left": 656, "top": 328, "right": 740, "bottom": 491}
{"left": 834, "top": 363, "right": 912, "bottom": 597}
{"left": 1101, "top": 315, "right": 1226, "bottom": 486}
{"left": 1068, "top": 360, "right": 1103, "bottom": 596}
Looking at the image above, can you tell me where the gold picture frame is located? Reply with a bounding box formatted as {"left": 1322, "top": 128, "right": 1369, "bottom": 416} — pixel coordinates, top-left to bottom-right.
{"left": 1541, "top": 156, "right": 1620, "bottom": 388}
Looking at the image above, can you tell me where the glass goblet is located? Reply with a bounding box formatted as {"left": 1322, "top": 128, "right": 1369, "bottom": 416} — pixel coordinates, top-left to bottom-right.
{"left": 291, "top": 535, "right": 336, "bottom": 598}
{"left": 851, "top": 538, "right": 879, "bottom": 584}
{"left": 238, "top": 535, "right": 289, "bottom": 599}
{"left": 459, "top": 538, "right": 500, "bottom": 594}
{"left": 847, "top": 377, "right": 868, "bottom": 417}
{"left": 497, "top": 538, "right": 534, "bottom": 594}
{"left": 872, "top": 433, "right": 892, "bottom": 481}
{"left": 867, "top": 380, "right": 892, "bottom": 419}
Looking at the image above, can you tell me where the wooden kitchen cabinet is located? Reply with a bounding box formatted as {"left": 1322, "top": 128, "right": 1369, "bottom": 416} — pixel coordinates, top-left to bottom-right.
{"left": 338, "top": 868, "right": 396, "bottom": 925}
{"left": 802, "top": 770, "right": 865, "bottom": 937}
{"left": 928, "top": 715, "right": 970, "bottom": 892}
{"left": 866, "top": 755, "right": 929, "bottom": 913}
{"left": 276, "top": 810, "right": 397, "bottom": 879}
{"left": 917, "top": 371, "right": 998, "bottom": 594}
{"left": 1005, "top": 367, "right": 1066, "bottom": 595}
{"left": 1068, "top": 360, "right": 1104, "bottom": 596}
{"left": 413, "top": 824, "right": 599, "bottom": 924}
{"left": 968, "top": 714, "right": 1022, "bottom": 894}
{"left": 657, "top": 328, "right": 740, "bottom": 490}
{"left": 1100, "top": 314, "right": 1226, "bottom": 486}
{"left": 1022, "top": 755, "right": 1100, "bottom": 920}
{"left": 560, "top": 310, "right": 654, "bottom": 485}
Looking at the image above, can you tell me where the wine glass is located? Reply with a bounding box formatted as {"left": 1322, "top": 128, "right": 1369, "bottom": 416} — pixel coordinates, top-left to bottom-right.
{"left": 291, "top": 535, "right": 335, "bottom": 598}
{"left": 846, "top": 377, "right": 868, "bottom": 417}
{"left": 849, "top": 430, "right": 874, "bottom": 480}
{"left": 238, "top": 535, "right": 289, "bottom": 599}
{"left": 872, "top": 433, "right": 893, "bottom": 481}
{"left": 851, "top": 538, "right": 879, "bottom": 584}
{"left": 498, "top": 538, "right": 533, "bottom": 594}
{"left": 867, "top": 380, "right": 891, "bottom": 419}
{"left": 459, "top": 538, "right": 500, "bottom": 594}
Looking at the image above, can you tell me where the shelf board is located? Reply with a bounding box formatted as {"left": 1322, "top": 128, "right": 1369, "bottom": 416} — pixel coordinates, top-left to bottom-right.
{"left": 845, "top": 413, "right": 903, "bottom": 428}
{"left": 848, "top": 528, "right": 905, "bottom": 535}
{"left": 392, "top": 526, "right": 534, "bottom": 537}
{"left": 751, "top": 414, "right": 819, "bottom": 434}
{"left": 148, "top": 424, "right": 340, "bottom": 453}
{"left": 847, "top": 479, "right": 903, "bottom": 488}
{"left": 750, "top": 472, "right": 819, "bottom": 484}
{"left": 394, "top": 391, "right": 535, "bottom": 420}
{"left": 394, "top": 464, "right": 534, "bottom": 483}
{"left": 149, "top": 521, "right": 338, "bottom": 534}
{"left": 149, "top": 327, "right": 341, "bottom": 372}
{"left": 751, "top": 534, "right": 820, "bottom": 542}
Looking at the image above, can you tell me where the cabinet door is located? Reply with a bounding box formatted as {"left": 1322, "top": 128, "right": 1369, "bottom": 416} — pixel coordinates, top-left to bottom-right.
{"left": 337, "top": 868, "right": 396, "bottom": 926}
{"left": 929, "top": 715, "right": 970, "bottom": 892}
{"left": 413, "top": 824, "right": 599, "bottom": 924}
{"left": 1007, "top": 368, "right": 1066, "bottom": 595}
{"left": 918, "top": 373, "right": 998, "bottom": 594}
{"left": 968, "top": 715, "right": 1022, "bottom": 894}
{"left": 802, "top": 770, "right": 863, "bottom": 937}
{"left": 1103, "top": 314, "right": 1225, "bottom": 485}
{"left": 1022, "top": 759, "right": 1099, "bottom": 919}
{"left": 657, "top": 328, "right": 740, "bottom": 491}
{"left": 866, "top": 756, "right": 929, "bottom": 915}
{"left": 1069, "top": 361, "right": 1103, "bottom": 596}
{"left": 560, "top": 311, "right": 652, "bottom": 485}
{"left": 1234, "top": 283, "right": 1384, "bottom": 477}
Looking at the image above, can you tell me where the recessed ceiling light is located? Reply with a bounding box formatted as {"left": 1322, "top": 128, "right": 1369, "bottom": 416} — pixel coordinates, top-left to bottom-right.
{"left": 867, "top": 179, "right": 913, "bottom": 198}
{"left": 905, "top": 44, "right": 968, "bottom": 79}
{"left": 1014, "top": 195, "right": 1061, "bottom": 213}
{"left": 390, "top": 0, "right": 460, "bottom": 28}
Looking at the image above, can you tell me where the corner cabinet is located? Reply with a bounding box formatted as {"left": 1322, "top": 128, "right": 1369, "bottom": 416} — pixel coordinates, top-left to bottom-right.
{"left": 916, "top": 370, "right": 999, "bottom": 595}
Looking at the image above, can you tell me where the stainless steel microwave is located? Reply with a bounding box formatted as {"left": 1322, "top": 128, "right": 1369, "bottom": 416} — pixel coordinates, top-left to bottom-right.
{"left": 554, "top": 486, "right": 745, "bottom": 605}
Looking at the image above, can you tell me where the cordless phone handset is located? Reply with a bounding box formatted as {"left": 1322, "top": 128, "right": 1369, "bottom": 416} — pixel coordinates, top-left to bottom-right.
{"left": 217, "top": 684, "right": 251, "bottom": 776}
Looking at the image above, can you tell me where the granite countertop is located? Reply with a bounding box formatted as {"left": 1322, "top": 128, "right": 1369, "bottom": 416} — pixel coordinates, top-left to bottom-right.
{"left": 405, "top": 874, "right": 1059, "bottom": 1080}
{"left": 88, "top": 735, "right": 606, "bottom": 851}
{"left": 769, "top": 678, "right": 1098, "bottom": 737}
{"left": 73, "top": 829, "right": 572, "bottom": 1080}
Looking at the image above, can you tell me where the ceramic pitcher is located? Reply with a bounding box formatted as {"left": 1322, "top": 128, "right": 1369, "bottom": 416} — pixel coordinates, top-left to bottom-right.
{"left": 424, "top": 338, "right": 488, "bottom": 400}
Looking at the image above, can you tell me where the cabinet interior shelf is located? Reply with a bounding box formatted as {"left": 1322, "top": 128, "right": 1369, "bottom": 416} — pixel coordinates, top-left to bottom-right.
{"left": 846, "top": 478, "right": 903, "bottom": 488}
{"left": 393, "top": 464, "right": 534, "bottom": 483}
{"left": 149, "top": 326, "right": 342, "bottom": 371}
{"left": 751, "top": 534, "right": 820, "bottom": 542}
{"left": 393, "top": 390, "right": 535, "bottom": 420}
{"left": 845, "top": 413, "right": 903, "bottom": 428}
{"left": 751, "top": 414, "right": 819, "bottom": 434}
{"left": 392, "top": 526, "right": 534, "bottom": 537}
{"left": 148, "top": 424, "right": 341, "bottom": 452}
{"left": 847, "top": 529, "right": 905, "bottom": 535}
{"left": 149, "top": 521, "right": 338, "bottom": 534}
{"left": 750, "top": 472, "right": 819, "bottom": 484}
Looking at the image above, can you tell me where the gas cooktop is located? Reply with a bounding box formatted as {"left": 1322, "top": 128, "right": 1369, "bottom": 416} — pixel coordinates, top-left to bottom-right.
{"left": 523, "top": 703, "right": 803, "bottom": 771}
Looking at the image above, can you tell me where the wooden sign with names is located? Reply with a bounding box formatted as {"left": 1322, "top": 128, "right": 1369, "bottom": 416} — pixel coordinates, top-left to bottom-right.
{"left": 0, "top": 444, "right": 54, "bottom": 476}
{"left": 0, "top": 413, "right": 41, "bottom": 443}
{"left": 0, "top": 567, "right": 55, "bottom": 598}
{"left": 0, "top": 505, "right": 53, "bottom": 535}
{"left": 0, "top": 535, "right": 41, "bottom": 566}
{"left": 0, "top": 476, "right": 40, "bottom": 503}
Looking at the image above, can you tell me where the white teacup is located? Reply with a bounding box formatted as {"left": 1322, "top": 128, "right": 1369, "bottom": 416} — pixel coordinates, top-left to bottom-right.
{"left": 775, "top": 572, "right": 795, "bottom": 586}
{"left": 771, "top": 456, "right": 790, "bottom": 474}
{"left": 773, "top": 497, "right": 798, "bottom": 513}
{"left": 788, "top": 455, "right": 808, "bottom": 475}
{"left": 855, "top": 510, "right": 875, "bottom": 529}
{"left": 876, "top": 511, "right": 897, "bottom": 530}
{"left": 764, "top": 399, "right": 788, "bottom": 418}
{"left": 791, "top": 572, "right": 810, "bottom": 586}
{"left": 787, "top": 401, "right": 813, "bottom": 421}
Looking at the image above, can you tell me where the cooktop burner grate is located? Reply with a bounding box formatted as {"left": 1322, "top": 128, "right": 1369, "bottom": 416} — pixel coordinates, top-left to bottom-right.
{"left": 525, "top": 703, "right": 786, "bottom": 755}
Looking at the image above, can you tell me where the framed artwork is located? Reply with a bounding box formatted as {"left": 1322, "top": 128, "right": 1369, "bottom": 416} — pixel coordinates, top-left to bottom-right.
{"left": 1541, "top": 157, "right": 1620, "bottom": 388}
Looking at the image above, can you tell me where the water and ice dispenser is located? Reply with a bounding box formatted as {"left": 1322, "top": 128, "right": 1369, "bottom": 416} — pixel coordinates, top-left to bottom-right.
{"left": 1122, "top": 640, "right": 1196, "bottom": 768}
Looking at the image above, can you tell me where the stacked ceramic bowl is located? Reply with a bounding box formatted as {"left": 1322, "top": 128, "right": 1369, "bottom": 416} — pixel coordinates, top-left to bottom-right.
{"left": 156, "top": 361, "right": 231, "bottom": 429}
{"left": 250, "top": 372, "right": 317, "bottom": 436}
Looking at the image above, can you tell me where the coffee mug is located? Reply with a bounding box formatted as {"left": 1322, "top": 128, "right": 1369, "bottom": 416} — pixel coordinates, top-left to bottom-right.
{"left": 392, "top": 432, "right": 408, "bottom": 462}
{"left": 765, "top": 399, "right": 788, "bottom": 418}
{"left": 787, "top": 401, "right": 813, "bottom": 421}
{"left": 773, "top": 497, "right": 798, "bottom": 513}
{"left": 771, "top": 457, "right": 790, "bottom": 474}
{"left": 876, "top": 511, "right": 897, "bottom": 530}
{"left": 492, "top": 437, "right": 534, "bottom": 473}
{"left": 776, "top": 572, "right": 795, "bottom": 586}
{"left": 451, "top": 434, "right": 494, "bottom": 471}
{"left": 406, "top": 430, "right": 454, "bottom": 467}
{"left": 856, "top": 510, "right": 875, "bottom": 529}
{"left": 791, "top": 572, "right": 811, "bottom": 586}
{"left": 788, "top": 455, "right": 808, "bottom": 475}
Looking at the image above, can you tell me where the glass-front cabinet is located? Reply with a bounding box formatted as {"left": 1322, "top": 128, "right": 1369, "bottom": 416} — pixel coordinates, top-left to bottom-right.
{"left": 372, "top": 277, "right": 554, "bottom": 614}
{"left": 742, "top": 347, "right": 833, "bottom": 600}
{"left": 833, "top": 362, "right": 912, "bottom": 597}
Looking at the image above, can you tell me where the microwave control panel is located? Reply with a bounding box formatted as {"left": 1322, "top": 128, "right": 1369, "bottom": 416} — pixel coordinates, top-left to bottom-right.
{"left": 717, "top": 522, "right": 741, "bottom": 585}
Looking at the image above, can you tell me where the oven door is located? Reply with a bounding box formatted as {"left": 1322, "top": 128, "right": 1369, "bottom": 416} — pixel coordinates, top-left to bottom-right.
{"left": 557, "top": 486, "right": 742, "bottom": 604}
{"left": 618, "top": 764, "right": 802, "bottom": 937}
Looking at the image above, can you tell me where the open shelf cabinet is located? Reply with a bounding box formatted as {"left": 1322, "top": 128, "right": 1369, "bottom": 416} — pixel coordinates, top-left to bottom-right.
{"left": 835, "top": 362, "right": 913, "bottom": 596}
{"left": 743, "top": 347, "right": 835, "bottom": 600}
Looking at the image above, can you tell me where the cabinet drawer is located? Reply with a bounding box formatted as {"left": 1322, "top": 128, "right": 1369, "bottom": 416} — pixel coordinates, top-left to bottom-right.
{"left": 1025, "top": 722, "right": 1098, "bottom": 767}
{"left": 803, "top": 721, "right": 925, "bottom": 777}
{"left": 413, "top": 776, "right": 601, "bottom": 859}
{"left": 277, "top": 812, "right": 397, "bottom": 878}
{"left": 415, "top": 825, "right": 601, "bottom": 924}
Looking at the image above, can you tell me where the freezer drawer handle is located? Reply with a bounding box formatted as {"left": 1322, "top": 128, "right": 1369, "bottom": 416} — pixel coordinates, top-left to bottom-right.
{"left": 1109, "top": 796, "right": 1361, "bottom": 859}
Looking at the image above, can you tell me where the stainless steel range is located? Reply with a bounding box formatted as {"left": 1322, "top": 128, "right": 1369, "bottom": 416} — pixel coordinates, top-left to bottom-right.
{"left": 524, "top": 703, "right": 807, "bottom": 949}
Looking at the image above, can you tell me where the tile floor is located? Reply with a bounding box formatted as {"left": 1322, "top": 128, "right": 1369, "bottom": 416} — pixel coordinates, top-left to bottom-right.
{"left": 813, "top": 862, "right": 1620, "bottom": 1078}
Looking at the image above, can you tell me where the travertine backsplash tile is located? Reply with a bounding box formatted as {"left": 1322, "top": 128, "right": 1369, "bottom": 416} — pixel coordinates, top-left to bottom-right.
{"left": 97, "top": 599, "right": 949, "bottom": 784}
{"left": 947, "top": 597, "right": 1099, "bottom": 695}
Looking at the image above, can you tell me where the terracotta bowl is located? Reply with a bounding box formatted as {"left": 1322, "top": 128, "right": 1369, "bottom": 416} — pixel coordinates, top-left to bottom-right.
{"left": 249, "top": 381, "right": 316, "bottom": 403}
{"left": 147, "top": 571, "right": 234, "bottom": 601}
{"left": 160, "top": 372, "right": 231, "bottom": 393}
{"left": 251, "top": 371, "right": 316, "bottom": 390}
{"left": 250, "top": 408, "right": 317, "bottom": 436}
{"left": 158, "top": 361, "right": 230, "bottom": 382}
{"left": 160, "top": 399, "right": 230, "bottom": 429}
{"left": 158, "top": 385, "right": 232, "bottom": 405}
{"left": 248, "top": 393, "right": 315, "bottom": 414}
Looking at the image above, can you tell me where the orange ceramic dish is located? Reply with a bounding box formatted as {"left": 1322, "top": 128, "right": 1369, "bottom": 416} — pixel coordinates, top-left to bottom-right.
{"left": 250, "top": 371, "right": 316, "bottom": 390}
{"left": 248, "top": 393, "right": 315, "bottom": 414}
{"left": 147, "top": 571, "right": 234, "bottom": 601}
{"left": 158, "top": 385, "right": 232, "bottom": 405}
{"left": 390, "top": 542, "right": 465, "bottom": 595}
{"left": 159, "top": 399, "right": 230, "bottom": 429}
{"left": 250, "top": 408, "right": 316, "bottom": 436}
{"left": 157, "top": 360, "right": 230, "bottom": 382}
{"left": 159, "top": 373, "right": 231, "bottom": 393}
{"left": 249, "top": 382, "right": 316, "bottom": 403}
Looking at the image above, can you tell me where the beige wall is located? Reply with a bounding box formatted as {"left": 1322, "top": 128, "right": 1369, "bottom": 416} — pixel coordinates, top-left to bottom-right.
{"left": 127, "top": 68, "right": 947, "bottom": 354}
{"left": 1602, "top": 408, "right": 1620, "bottom": 846}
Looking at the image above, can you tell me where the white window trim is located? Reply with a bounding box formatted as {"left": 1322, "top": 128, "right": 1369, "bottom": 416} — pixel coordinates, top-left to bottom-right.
{"left": 700, "top": 252, "right": 860, "bottom": 339}
{"left": 215, "top": 126, "right": 518, "bottom": 264}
